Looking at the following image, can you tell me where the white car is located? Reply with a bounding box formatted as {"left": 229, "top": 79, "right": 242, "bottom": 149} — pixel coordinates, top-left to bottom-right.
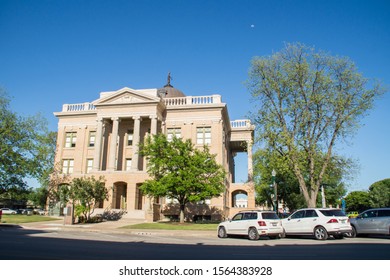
{"left": 1, "top": 208, "right": 17, "bottom": 214}
{"left": 281, "top": 208, "right": 352, "bottom": 240}
{"left": 217, "top": 210, "right": 284, "bottom": 240}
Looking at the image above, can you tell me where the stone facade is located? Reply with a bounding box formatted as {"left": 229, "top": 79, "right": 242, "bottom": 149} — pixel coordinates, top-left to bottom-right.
{"left": 54, "top": 84, "right": 255, "bottom": 221}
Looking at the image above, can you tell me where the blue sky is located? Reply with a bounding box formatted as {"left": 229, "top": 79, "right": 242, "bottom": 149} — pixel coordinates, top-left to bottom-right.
{"left": 1, "top": 0, "right": 389, "bottom": 192}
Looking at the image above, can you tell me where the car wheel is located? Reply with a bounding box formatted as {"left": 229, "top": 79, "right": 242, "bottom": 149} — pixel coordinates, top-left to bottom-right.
{"left": 218, "top": 226, "right": 227, "bottom": 238}
{"left": 314, "top": 226, "right": 328, "bottom": 240}
{"left": 349, "top": 226, "right": 357, "bottom": 238}
{"left": 248, "top": 227, "right": 259, "bottom": 240}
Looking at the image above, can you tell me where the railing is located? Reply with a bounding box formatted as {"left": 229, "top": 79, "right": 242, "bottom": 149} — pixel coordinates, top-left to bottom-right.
{"left": 62, "top": 103, "right": 96, "bottom": 112}
{"left": 62, "top": 95, "right": 223, "bottom": 112}
{"left": 231, "top": 119, "right": 252, "bottom": 129}
{"left": 164, "top": 95, "right": 222, "bottom": 106}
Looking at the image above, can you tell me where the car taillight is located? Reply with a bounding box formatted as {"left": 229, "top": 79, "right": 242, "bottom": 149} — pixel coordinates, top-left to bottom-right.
{"left": 327, "top": 219, "right": 338, "bottom": 223}
{"left": 258, "top": 221, "right": 266, "bottom": 226}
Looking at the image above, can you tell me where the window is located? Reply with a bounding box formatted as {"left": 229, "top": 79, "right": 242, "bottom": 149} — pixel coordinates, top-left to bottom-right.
{"left": 232, "top": 213, "right": 243, "bottom": 221}
{"left": 127, "top": 129, "right": 133, "bottom": 146}
{"left": 88, "top": 131, "right": 96, "bottom": 147}
{"left": 320, "top": 209, "right": 346, "bottom": 217}
{"left": 62, "top": 159, "right": 74, "bottom": 174}
{"left": 305, "top": 209, "right": 318, "bottom": 218}
{"left": 362, "top": 210, "right": 377, "bottom": 218}
{"left": 125, "top": 159, "right": 132, "bottom": 171}
{"left": 197, "top": 127, "right": 211, "bottom": 145}
{"left": 86, "top": 159, "right": 93, "bottom": 173}
{"left": 167, "top": 128, "right": 181, "bottom": 141}
{"left": 65, "top": 132, "right": 77, "bottom": 148}
{"left": 243, "top": 212, "right": 257, "bottom": 220}
{"left": 291, "top": 210, "right": 305, "bottom": 219}
{"left": 262, "top": 212, "right": 279, "bottom": 219}
{"left": 378, "top": 210, "right": 390, "bottom": 217}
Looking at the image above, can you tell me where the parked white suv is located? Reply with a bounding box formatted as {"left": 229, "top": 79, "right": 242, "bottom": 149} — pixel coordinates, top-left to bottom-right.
{"left": 217, "top": 210, "right": 283, "bottom": 240}
{"left": 281, "top": 208, "right": 352, "bottom": 240}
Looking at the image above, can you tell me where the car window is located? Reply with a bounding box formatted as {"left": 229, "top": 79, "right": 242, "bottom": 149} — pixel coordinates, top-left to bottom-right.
{"left": 362, "top": 210, "right": 377, "bottom": 218}
{"left": 319, "top": 209, "right": 346, "bottom": 217}
{"left": 262, "top": 212, "right": 279, "bottom": 219}
{"left": 249, "top": 213, "right": 258, "bottom": 219}
{"left": 243, "top": 213, "right": 252, "bottom": 220}
{"left": 290, "top": 210, "right": 304, "bottom": 219}
{"left": 232, "top": 213, "right": 243, "bottom": 221}
{"left": 305, "top": 210, "right": 318, "bottom": 218}
{"left": 378, "top": 210, "right": 390, "bottom": 217}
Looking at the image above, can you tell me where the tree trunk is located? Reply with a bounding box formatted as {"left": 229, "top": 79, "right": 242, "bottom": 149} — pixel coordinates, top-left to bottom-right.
{"left": 179, "top": 204, "right": 185, "bottom": 223}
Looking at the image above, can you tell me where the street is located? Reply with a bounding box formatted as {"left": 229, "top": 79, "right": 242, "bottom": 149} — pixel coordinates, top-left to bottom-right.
{"left": 0, "top": 225, "right": 389, "bottom": 260}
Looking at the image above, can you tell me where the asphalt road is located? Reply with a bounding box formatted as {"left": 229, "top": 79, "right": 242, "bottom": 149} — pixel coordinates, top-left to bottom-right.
{"left": 1, "top": 225, "right": 389, "bottom": 260}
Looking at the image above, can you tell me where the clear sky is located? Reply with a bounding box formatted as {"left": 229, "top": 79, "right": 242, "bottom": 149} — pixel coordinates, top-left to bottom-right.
{"left": 1, "top": 0, "right": 389, "bottom": 192}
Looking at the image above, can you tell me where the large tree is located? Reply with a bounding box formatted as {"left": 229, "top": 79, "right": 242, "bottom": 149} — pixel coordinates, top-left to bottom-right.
{"left": 345, "top": 191, "right": 372, "bottom": 212}
{"left": 247, "top": 43, "right": 384, "bottom": 207}
{"left": 254, "top": 148, "right": 351, "bottom": 212}
{"left": 140, "top": 134, "right": 226, "bottom": 223}
{"left": 368, "top": 178, "right": 390, "bottom": 208}
{"left": 0, "top": 89, "right": 55, "bottom": 194}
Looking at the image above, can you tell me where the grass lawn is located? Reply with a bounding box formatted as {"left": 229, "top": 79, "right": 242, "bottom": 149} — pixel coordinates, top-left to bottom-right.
{"left": 122, "top": 222, "right": 219, "bottom": 231}
{"left": 1, "top": 214, "right": 60, "bottom": 224}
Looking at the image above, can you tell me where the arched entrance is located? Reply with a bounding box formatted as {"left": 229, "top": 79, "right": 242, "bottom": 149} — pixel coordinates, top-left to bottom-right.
{"left": 112, "top": 182, "right": 127, "bottom": 210}
{"left": 231, "top": 190, "right": 248, "bottom": 208}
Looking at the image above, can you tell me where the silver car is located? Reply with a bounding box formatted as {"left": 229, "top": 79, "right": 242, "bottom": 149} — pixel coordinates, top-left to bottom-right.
{"left": 349, "top": 208, "right": 390, "bottom": 237}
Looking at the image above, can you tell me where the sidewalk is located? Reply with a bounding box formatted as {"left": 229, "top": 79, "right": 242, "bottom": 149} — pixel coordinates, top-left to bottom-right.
{"left": 15, "top": 218, "right": 216, "bottom": 237}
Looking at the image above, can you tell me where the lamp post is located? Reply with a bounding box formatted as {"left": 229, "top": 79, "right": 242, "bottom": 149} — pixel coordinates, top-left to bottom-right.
{"left": 272, "top": 169, "right": 277, "bottom": 212}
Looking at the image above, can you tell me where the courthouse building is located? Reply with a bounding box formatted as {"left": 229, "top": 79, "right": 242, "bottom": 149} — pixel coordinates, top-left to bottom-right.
{"left": 54, "top": 78, "right": 255, "bottom": 221}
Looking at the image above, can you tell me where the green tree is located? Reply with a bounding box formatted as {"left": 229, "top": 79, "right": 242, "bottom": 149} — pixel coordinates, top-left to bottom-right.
{"left": 140, "top": 134, "right": 226, "bottom": 223}
{"left": 35, "top": 131, "right": 57, "bottom": 189}
{"left": 345, "top": 191, "right": 372, "bottom": 212}
{"left": 254, "top": 149, "right": 350, "bottom": 212}
{"left": 50, "top": 176, "right": 108, "bottom": 222}
{"left": 368, "top": 178, "right": 390, "bottom": 207}
{"left": 70, "top": 176, "right": 108, "bottom": 222}
{"left": 28, "top": 186, "right": 49, "bottom": 208}
{"left": 247, "top": 43, "right": 385, "bottom": 207}
{"left": 0, "top": 89, "right": 55, "bottom": 194}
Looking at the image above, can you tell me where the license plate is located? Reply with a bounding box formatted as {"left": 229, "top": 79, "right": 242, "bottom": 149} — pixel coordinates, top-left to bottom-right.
{"left": 271, "top": 223, "right": 277, "bottom": 226}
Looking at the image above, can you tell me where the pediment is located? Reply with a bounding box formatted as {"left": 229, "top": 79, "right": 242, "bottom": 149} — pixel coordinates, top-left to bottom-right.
{"left": 93, "top": 87, "right": 160, "bottom": 106}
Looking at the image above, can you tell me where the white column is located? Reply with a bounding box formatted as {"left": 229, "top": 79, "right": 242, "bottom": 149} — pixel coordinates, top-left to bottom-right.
{"left": 150, "top": 115, "right": 158, "bottom": 135}
{"left": 131, "top": 116, "right": 141, "bottom": 170}
{"left": 93, "top": 118, "right": 104, "bottom": 171}
{"left": 247, "top": 141, "right": 253, "bottom": 182}
{"left": 108, "top": 117, "right": 120, "bottom": 171}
